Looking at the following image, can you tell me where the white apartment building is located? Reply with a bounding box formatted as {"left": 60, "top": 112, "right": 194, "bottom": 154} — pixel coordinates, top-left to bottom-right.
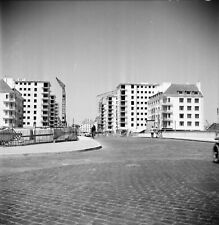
{"left": 98, "top": 91, "right": 117, "bottom": 133}
{"left": 116, "top": 83, "right": 158, "bottom": 132}
{"left": 80, "top": 119, "right": 94, "bottom": 134}
{"left": 148, "top": 83, "right": 204, "bottom": 131}
{"left": 97, "top": 83, "right": 158, "bottom": 133}
{"left": 4, "top": 78, "right": 51, "bottom": 128}
{"left": 0, "top": 79, "right": 23, "bottom": 128}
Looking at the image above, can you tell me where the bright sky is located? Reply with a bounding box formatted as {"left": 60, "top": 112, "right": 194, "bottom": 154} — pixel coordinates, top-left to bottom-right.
{"left": 0, "top": 0, "right": 218, "bottom": 124}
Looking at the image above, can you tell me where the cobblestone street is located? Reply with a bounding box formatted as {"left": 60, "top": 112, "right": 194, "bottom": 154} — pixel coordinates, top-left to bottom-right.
{"left": 0, "top": 137, "right": 219, "bottom": 225}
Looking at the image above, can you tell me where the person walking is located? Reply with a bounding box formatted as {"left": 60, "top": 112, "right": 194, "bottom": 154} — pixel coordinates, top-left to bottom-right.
{"left": 91, "top": 125, "right": 96, "bottom": 139}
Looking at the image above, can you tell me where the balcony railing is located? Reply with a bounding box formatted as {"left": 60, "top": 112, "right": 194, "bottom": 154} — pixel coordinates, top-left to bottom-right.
{"left": 4, "top": 98, "right": 15, "bottom": 103}
{"left": 162, "top": 117, "right": 173, "bottom": 122}
{"left": 162, "top": 101, "right": 172, "bottom": 106}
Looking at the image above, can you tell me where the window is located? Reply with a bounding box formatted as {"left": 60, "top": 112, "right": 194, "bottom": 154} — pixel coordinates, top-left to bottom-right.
{"left": 34, "top": 99, "right": 37, "bottom": 103}
{"left": 131, "top": 96, "right": 134, "bottom": 99}
{"left": 179, "top": 98, "right": 184, "bottom": 103}
{"left": 34, "top": 116, "right": 36, "bottom": 120}
{"left": 131, "top": 91, "right": 134, "bottom": 94}
{"left": 131, "top": 85, "right": 134, "bottom": 88}
{"left": 131, "top": 107, "right": 134, "bottom": 110}
{"left": 34, "top": 105, "right": 37, "bottom": 109}
{"left": 131, "top": 112, "right": 134, "bottom": 115}
{"left": 187, "top": 98, "right": 191, "bottom": 103}
{"left": 179, "top": 121, "right": 184, "bottom": 126}
{"left": 179, "top": 114, "right": 184, "bottom": 118}
{"left": 179, "top": 106, "right": 184, "bottom": 110}
{"left": 131, "top": 123, "right": 134, "bottom": 127}
{"left": 195, "top": 122, "right": 199, "bottom": 126}
{"left": 195, "top": 114, "right": 199, "bottom": 118}
{"left": 187, "top": 114, "right": 192, "bottom": 118}
{"left": 131, "top": 101, "right": 134, "bottom": 105}
{"left": 195, "top": 98, "right": 199, "bottom": 103}
{"left": 187, "top": 121, "right": 192, "bottom": 126}
{"left": 131, "top": 118, "right": 134, "bottom": 121}
{"left": 187, "top": 106, "right": 191, "bottom": 111}
{"left": 6, "top": 94, "right": 8, "bottom": 99}
{"left": 195, "top": 106, "right": 199, "bottom": 111}
{"left": 34, "top": 88, "right": 37, "bottom": 91}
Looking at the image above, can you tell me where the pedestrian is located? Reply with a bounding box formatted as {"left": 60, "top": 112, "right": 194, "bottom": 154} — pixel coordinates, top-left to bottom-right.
{"left": 150, "top": 127, "right": 154, "bottom": 138}
{"left": 91, "top": 125, "right": 96, "bottom": 138}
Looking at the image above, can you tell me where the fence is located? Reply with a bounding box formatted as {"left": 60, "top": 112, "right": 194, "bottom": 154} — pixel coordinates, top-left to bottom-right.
{"left": 0, "top": 127, "right": 78, "bottom": 147}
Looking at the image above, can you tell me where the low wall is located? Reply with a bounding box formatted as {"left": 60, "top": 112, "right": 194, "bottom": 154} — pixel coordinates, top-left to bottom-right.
{"left": 133, "top": 131, "right": 218, "bottom": 142}
{"left": 162, "top": 131, "right": 217, "bottom": 142}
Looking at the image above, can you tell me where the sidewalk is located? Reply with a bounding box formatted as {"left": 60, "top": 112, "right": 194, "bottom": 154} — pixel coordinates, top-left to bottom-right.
{"left": 0, "top": 136, "right": 102, "bottom": 156}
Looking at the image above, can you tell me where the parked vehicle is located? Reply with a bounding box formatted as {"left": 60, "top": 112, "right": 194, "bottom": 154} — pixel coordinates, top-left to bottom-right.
{"left": 213, "top": 134, "right": 219, "bottom": 163}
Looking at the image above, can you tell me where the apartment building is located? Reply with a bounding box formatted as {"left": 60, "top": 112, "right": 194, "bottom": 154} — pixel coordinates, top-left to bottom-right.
{"left": 97, "top": 83, "right": 158, "bottom": 133}
{"left": 0, "top": 79, "right": 23, "bottom": 128}
{"left": 50, "top": 94, "right": 59, "bottom": 128}
{"left": 4, "top": 78, "right": 51, "bottom": 127}
{"left": 148, "top": 82, "right": 204, "bottom": 131}
{"left": 98, "top": 91, "right": 117, "bottom": 133}
{"left": 116, "top": 83, "right": 158, "bottom": 132}
{"left": 80, "top": 119, "right": 94, "bottom": 134}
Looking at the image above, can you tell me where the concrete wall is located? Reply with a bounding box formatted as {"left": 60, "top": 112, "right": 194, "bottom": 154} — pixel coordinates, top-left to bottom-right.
{"left": 161, "top": 131, "right": 217, "bottom": 142}
{"left": 132, "top": 130, "right": 218, "bottom": 142}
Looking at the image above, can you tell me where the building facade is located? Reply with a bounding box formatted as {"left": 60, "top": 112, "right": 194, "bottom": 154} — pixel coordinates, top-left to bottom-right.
{"left": 116, "top": 83, "right": 158, "bottom": 132}
{"left": 98, "top": 91, "right": 117, "bottom": 133}
{"left": 50, "top": 94, "right": 59, "bottom": 128}
{"left": 4, "top": 78, "right": 51, "bottom": 127}
{"left": 80, "top": 119, "right": 94, "bottom": 134}
{"left": 148, "top": 83, "right": 204, "bottom": 131}
{"left": 0, "top": 79, "right": 23, "bottom": 128}
{"left": 97, "top": 83, "right": 158, "bottom": 133}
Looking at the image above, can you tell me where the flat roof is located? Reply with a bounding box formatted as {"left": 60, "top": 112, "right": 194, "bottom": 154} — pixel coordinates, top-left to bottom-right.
{"left": 116, "top": 83, "right": 159, "bottom": 88}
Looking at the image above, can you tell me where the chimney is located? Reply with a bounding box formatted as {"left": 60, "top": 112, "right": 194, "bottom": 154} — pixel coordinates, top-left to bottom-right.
{"left": 196, "top": 82, "right": 201, "bottom": 91}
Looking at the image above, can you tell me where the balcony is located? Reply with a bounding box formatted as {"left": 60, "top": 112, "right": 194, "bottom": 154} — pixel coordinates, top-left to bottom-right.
{"left": 3, "top": 114, "right": 15, "bottom": 119}
{"left": 4, "top": 106, "right": 16, "bottom": 111}
{"left": 162, "top": 110, "right": 173, "bottom": 114}
{"left": 4, "top": 98, "right": 15, "bottom": 103}
{"left": 162, "top": 117, "right": 173, "bottom": 122}
{"left": 162, "top": 101, "right": 172, "bottom": 106}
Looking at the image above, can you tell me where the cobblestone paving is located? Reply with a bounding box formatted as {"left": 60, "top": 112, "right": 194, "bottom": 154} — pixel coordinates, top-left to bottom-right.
{"left": 0, "top": 137, "right": 219, "bottom": 225}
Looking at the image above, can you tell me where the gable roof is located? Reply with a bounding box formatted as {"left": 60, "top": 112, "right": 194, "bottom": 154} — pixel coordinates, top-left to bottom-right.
{"left": 0, "top": 79, "right": 13, "bottom": 93}
{"left": 164, "top": 84, "right": 203, "bottom": 97}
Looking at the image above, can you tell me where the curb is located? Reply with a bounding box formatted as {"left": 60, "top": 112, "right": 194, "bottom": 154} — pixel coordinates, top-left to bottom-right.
{"left": 78, "top": 145, "right": 102, "bottom": 152}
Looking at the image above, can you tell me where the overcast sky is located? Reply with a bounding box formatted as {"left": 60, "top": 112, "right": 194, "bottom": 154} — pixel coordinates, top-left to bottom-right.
{"left": 0, "top": 0, "right": 218, "bottom": 124}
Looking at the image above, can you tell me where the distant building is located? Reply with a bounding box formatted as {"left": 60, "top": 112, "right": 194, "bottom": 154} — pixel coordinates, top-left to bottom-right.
{"left": 116, "top": 83, "right": 158, "bottom": 133}
{"left": 0, "top": 79, "right": 23, "bottom": 128}
{"left": 98, "top": 91, "right": 117, "bottom": 134}
{"left": 80, "top": 119, "right": 94, "bottom": 134}
{"left": 148, "top": 82, "right": 204, "bottom": 131}
{"left": 97, "top": 83, "right": 158, "bottom": 133}
{"left": 4, "top": 78, "right": 51, "bottom": 127}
